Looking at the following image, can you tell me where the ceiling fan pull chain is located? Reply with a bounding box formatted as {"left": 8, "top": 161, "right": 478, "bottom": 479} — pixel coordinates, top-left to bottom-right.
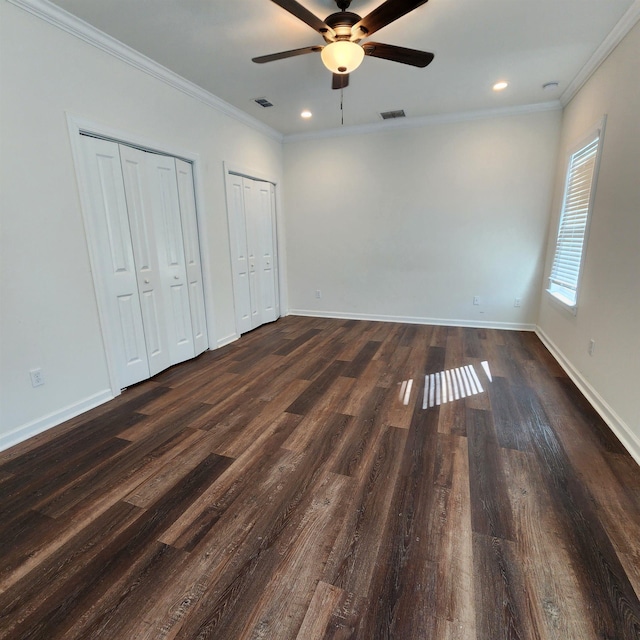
{"left": 341, "top": 87, "right": 344, "bottom": 125}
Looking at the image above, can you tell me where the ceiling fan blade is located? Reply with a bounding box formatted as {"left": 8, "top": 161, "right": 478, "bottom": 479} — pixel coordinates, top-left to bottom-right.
{"left": 252, "top": 45, "right": 322, "bottom": 63}
{"left": 353, "top": 0, "right": 430, "bottom": 38}
{"left": 268, "top": 0, "right": 334, "bottom": 36}
{"left": 332, "top": 73, "right": 350, "bottom": 89}
{"left": 363, "top": 42, "right": 434, "bottom": 67}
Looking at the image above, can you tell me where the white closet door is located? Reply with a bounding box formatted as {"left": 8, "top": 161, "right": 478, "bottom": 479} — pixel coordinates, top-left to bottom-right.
{"left": 269, "top": 184, "right": 280, "bottom": 319}
{"left": 80, "top": 136, "right": 149, "bottom": 387}
{"left": 226, "top": 173, "right": 280, "bottom": 335}
{"left": 256, "top": 181, "right": 278, "bottom": 324}
{"left": 146, "top": 153, "right": 195, "bottom": 365}
{"left": 175, "top": 159, "right": 208, "bottom": 356}
{"left": 243, "top": 178, "right": 262, "bottom": 330}
{"left": 119, "top": 145, "right": 171, "bottom": 377}
{"left": 226, "top": 173, "right": 253, "bottom": 334}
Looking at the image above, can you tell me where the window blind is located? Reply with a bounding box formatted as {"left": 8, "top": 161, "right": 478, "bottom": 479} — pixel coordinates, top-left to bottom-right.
{"left": 548, "top": 135, "right": 600, "bottom": 307}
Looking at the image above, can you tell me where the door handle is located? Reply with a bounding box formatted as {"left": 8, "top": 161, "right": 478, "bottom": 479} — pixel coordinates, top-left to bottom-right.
{"left": 174, "top": 275, "right": 180, "bottom": 280}
{"left": 144, "top": 279, "right": 150, "bottom": 284}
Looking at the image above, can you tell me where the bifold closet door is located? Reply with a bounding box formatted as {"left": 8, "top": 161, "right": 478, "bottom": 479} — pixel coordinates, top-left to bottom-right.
{"left": 226, "top": 174, "right": 279, "bottom": 335}
{"left": 175, "top": 159, "right": 208, "bottom": 356}
{"left": 227, "top": 175, "right": 253, "bottom": 334}
{"left": 145, "top": 152, "right": 196, "bottom": 366}
{"left": 119, "top": 145, "right": 172, "bottom": 377}
{"left": 79, "top": 135, "right": 208, "bottom": 389}
{"left": 254, "top": 180, "right": 278, "bottom": 325}
{"left": 80, "top": 136, "right": 150, "bottom": 388}
{"left": 242, "top": 178, "right": 262, "bottom": 331}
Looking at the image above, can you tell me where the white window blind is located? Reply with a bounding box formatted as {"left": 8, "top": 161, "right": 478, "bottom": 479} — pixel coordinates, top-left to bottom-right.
{"left": 548, "top": 129, "right": 603, "bottom": 309}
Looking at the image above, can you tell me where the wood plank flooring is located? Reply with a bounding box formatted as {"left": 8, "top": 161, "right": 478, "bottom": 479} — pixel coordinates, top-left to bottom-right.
{"left": 1, "top": 316, "right": 639, "bottom": 639}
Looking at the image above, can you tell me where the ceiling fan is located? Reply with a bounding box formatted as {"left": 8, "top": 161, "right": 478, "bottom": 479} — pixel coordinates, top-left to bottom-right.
{"left": 253, "top": 0, "right": 435, "bottom": 89}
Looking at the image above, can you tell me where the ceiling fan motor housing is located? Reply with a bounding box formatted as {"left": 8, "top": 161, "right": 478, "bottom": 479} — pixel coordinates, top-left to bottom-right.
{"left": 324, "top": 11, "right": 365, "bottom": 42}
{"left": 253, "top": 0, "right": 435, "bottom": 90}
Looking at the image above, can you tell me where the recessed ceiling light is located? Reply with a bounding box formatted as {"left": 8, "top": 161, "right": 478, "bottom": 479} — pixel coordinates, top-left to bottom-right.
{"left": 301, "top": 110, "right": 312, "bottom": 119}
{"left": 493, "top": 81, "right": 509, "bottom": 91}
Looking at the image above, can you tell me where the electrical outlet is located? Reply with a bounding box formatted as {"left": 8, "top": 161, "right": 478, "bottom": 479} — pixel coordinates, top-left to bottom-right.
{"left": 514, "top": 298, "right": 522, "bottom": 307}
{"left": 30, "top": 368, "right": 45, "bottom": 387}
{"left": 473, "top": 296, "right": 480, "bottom": 306}
{"left": 315, "top": 289, "right": 322, "bottom": 299}
{"left": 588, "top": 339, "right": 595, "bottom": 356}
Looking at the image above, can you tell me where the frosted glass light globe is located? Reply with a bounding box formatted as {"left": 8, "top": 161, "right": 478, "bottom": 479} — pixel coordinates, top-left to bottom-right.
{"left": 321, "top": 41, "right": 365, "bottom": 74}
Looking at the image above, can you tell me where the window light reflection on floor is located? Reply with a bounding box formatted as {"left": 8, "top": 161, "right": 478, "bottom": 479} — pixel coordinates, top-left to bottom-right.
{"left": 398, "top": 378, "right": 413, "bottom": 406}
{"left": 396, "top": 361, "right": 493, "bottom": 409}
{"left": 423, "top": 361, "right": 492, "bottom": 408}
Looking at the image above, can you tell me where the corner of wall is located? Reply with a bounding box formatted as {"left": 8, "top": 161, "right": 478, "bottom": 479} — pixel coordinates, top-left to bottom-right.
{"left": 536, "top": 326, "right": 640, "bottom": 466}
{"left": 217, "top": 333, "right": 239, "bottom": 348}
{"left": 0, "top": 389, "right": 114, "bottom": 453}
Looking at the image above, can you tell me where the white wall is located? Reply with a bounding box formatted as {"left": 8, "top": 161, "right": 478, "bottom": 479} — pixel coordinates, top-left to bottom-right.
{"left": 3, "top": 1, "right": 636, "bottom": 465}
{"left": 537, "top": 21, "right": 640, "bottom": 461}
{"left": 283, "top": 110, "right": 561, "bottom": 328}
{"left": 0, "top": 2, "right": 283, "bottom": 446}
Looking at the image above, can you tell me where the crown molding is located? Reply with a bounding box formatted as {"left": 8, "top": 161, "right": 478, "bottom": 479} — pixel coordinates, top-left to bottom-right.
{"left": 10, "top": 0, "right": 638, "bottom": 144}
{"left": 561, "top": 0, "right": 640, "bottom": 106}
{"left": 6, "top": 0, "right": 283, "bottom": 143}
{"left": 283, "top": 100, "right": 562, "bottom": 143}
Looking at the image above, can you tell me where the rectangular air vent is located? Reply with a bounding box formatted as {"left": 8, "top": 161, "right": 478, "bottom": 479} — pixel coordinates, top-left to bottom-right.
{"left": 380, "top": 109, "right": 406, "bottom": 120}
{"left": 254, "top": 97, "right": 274, "bottom": 108}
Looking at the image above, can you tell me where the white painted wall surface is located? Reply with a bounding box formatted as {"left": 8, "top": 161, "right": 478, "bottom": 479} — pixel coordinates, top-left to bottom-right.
{"left": 284, "top": 110, "right": 561, "bottom": 328}
{"left": 538, "top": 21, "right": 640, "bottom": 460}
{"left": 0, "top": 2, "right": 282, "bottom": 445}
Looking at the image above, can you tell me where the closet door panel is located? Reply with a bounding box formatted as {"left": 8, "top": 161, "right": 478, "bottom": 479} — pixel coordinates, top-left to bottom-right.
{"left": 80, "top": 136, "right": 149, "bottom": 387}
{"left": 243, "top": 178, "right": 261, "bottom": 329}
{"left": 170, "top": 285, "right": 191, "bottom": 342}
{"left": 117, "top": 294, "right": 147, "bottom": 366}
{"left": 175, "top": 159, "right": 208, "bottom": 355}
{"left": 119, "top": 145, "right": 171, "bottom": 376}
{"left": 147, "top": 153, "right": 195, "bottom": 364}
{"left": 256, "top": 181, "right": 277, "bottom": 324}
{"left": 139, "top": 290, "right": 163, "bottom": 360}
{"left": 269, "top": 184, "right": 280, "bottom": 318}
{"left": 226, "top": 174, "right": 252, "bottom": 335}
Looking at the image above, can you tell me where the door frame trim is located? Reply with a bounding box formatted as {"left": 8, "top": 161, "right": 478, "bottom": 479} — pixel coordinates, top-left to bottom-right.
{"left": 66, "top": 112, "right": 216, "bottom": 396}
{"left": 223, "top": 161, "right": 287, "bottom": 339}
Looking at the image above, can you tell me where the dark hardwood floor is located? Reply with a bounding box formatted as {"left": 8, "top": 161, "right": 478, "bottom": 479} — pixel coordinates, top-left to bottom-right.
{"left": 1, "top": 316, "right": 639, "bottom": 639}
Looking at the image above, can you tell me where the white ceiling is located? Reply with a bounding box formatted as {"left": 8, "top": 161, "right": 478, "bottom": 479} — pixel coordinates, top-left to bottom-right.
{"left": 47, "top": 0, "right": 638, "bottom": 136}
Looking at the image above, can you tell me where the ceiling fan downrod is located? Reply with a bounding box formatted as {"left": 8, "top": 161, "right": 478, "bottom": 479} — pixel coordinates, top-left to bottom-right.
{"left": 336, "top": 0, "right": 352, "bottom": 10}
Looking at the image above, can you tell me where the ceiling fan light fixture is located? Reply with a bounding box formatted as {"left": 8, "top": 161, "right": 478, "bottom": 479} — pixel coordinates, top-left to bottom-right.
{"left": 321, "top": 40, "right": 364, "bottom": 74}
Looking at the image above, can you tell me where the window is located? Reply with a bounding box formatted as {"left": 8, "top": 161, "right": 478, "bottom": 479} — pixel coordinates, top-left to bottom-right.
{"left": 548, "top": 117, "right": 606, "bottom": 311}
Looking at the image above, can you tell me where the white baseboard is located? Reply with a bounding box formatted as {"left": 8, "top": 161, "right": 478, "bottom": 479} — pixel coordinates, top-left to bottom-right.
{"left": 217, "top": 332, "right": 239, "bottom": 348}
{"left": 0, "top": 389, "right": 114, "bottom": 453}
{"left": 288, "top": 309, "right": 536, "bottom": 332}
{"left": 1, "top": 329, "right": 241, "bottom": 453}
{"left": 7, "top": 323, "right": 634, "bottom": 470}
{"left": 536, "top": 327, "right": 640, "bottom": 466}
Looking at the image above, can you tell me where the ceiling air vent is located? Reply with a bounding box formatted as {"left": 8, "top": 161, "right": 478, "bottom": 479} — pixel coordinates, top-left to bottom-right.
{"left": 254, "top": 97, "right": 274, "bottom": 108}
{"left": 380, "top": 109, "right": 406, "bottom": 120}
